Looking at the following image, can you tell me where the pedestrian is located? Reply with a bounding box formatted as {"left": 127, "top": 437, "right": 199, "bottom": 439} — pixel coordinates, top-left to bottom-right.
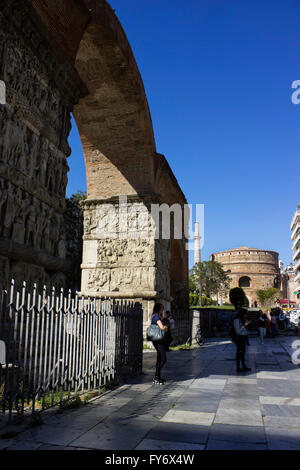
{"left": 297, "top": 317, "right": 300, "bottom": 337}
{"left": 162, "top": 313, "right": 171, "bottom": 351}
{"left": 265, "top": 310, "right": 272, "bottom": 338}
{"left": 270, "top": 311, "right": 277, "bottom": 337}
{"left": 233, "top": 308, "right": 251, "bottom": 373}
{"left": 167, "top": 311, "right": 175, "bottom": 330}
{"left": 164, "top": 311, "right": 175, "bottom": 351}
{"left": 151, "top": 303, "right": 168, "bottom": 385}
{"left": 257, "top": 311, "right": 267, "bottom": 343}
{"left": 278, "top": 310, "right": 287, "bottom": 330}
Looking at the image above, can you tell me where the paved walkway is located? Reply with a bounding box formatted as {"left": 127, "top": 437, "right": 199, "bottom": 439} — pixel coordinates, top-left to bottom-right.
{"left": 1, "top": 336, "right": 300, "bottom": 450}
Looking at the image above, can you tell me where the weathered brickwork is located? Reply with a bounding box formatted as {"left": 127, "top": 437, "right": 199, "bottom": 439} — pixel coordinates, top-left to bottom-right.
{"left": 211, "top": 246, "right": 281, "bottom": 306}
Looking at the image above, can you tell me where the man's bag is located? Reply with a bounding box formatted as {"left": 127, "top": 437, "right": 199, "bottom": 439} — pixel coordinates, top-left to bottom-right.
{"left": 146, "top": 324, "right": 165, "bottom": 342}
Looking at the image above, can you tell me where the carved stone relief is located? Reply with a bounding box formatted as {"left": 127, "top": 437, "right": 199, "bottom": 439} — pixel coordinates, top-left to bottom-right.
{"left": 10, "top": 260, "right": 45, "bottom": 290}
{"left": 0, "top": 2, "right": 86, "bottom": 288}
{"left": 96, "top": 238, "right": 155, "bottom": 266}
{"left": 81, "top": 199, "right": 171, "bottom": 301}
{"left": 110, "top": 267, "right": 154, "bottom": 292}
{"left": 0, "top": 177, "right": 66, "bottom": 259}
{"left": 82, "top": 199, "right": 155, "bottom": 238}
{"left": 87, "top": 270, "right": 110, "bottom": 292}
{"left": 0, "top": 256, "right": 9, "bottom": 291}
{"left": 86, "top": 266, "right": 155, "bottom": 293}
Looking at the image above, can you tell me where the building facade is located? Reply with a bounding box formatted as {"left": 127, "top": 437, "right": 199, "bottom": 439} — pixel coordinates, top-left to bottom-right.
{"left": 291, "top": 208, "right": 300, "bottom": 298}
{"left": 280, "top": 262, "right": 300, "bottom": 304}
{"left": 210, "top": 246, "right": 281, "bottom": 306}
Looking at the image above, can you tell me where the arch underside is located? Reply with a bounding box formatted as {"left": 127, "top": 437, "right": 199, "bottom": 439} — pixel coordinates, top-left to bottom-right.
{"left": 74, "top": 23, "right": 156, "bottom": 198}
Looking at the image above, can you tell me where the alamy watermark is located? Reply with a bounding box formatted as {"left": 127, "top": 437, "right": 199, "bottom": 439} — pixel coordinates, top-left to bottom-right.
{"left": 92, "top": 196, "right": 205, "bottom": 251}
{"left": 291, "top": 80, "right": 300, "bottom": 104}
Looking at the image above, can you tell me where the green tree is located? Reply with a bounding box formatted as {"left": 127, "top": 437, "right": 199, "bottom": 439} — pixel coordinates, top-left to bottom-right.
{"left": 67, "top": 190, "right": 87, "bottom": 206}
{"left": 189, "top": 269, "right": 197, "bottom": 292}
{"left": 256, "top": 288, "right": 278, "bottom": 310}
{"left": 64, "top": 190, "right": 87, "bottom": 290}
{"left": 190, "top": 261, "right": 231, "bottom": 304}
{"left": 189, "top": 292, "right": 198, "bottom": 306}
{"left": 229, "top": 287, "right": 249, "bottom": 309}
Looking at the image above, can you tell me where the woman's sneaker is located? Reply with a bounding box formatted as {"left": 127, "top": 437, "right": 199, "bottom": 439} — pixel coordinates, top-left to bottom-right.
{"left": 153, "top": 378, "right": 165, "bottom": 385}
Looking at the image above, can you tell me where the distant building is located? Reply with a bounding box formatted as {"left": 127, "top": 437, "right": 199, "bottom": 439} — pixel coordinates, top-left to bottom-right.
{"left": 291, "top": 208, "right": 300, "bottom": 298}
{"left": 210, "top": 246, "right": 281, "bottom": 306}
{"left": 280, "top": 263, "right": 299, "bottom": 304}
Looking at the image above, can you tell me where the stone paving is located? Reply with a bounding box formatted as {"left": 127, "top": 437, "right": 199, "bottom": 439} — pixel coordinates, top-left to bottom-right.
{"left": 1, "top": 336, "right": 300, "bottom": 450}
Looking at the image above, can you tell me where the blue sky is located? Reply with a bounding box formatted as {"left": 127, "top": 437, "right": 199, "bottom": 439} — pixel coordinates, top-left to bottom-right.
{"left": 67, "top": 0, "right": 300, "bottom": 268}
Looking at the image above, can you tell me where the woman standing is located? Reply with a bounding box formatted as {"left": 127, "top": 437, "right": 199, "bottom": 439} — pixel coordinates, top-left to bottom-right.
{"left": 257, "top": 311, "right": 267, "bottom": 344}
{"left": 151, "top": 303, "right": 168, "bottom": 385}
{"left": 234, "top": 308, "right": 251, "bottom": 373}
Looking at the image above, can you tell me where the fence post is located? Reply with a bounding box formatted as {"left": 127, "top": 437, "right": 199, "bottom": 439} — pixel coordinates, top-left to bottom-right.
{"left": 0, "top": 287, "right": 8, "bottom": 417}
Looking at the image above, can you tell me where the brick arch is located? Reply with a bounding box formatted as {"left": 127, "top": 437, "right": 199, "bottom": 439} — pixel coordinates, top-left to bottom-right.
{"left": 30, "top": 0, "right": 157, "bottom": 198}
{"left": 74, "top": 22, "right": 156, "bottom": 198}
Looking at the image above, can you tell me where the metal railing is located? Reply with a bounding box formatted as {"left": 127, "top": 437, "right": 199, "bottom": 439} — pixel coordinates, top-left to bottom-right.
{"left": 0, "top": 280, "right": 143, "bottom": 421}
{"left": 170, "top": 310, "right": 191, "bottom": 345}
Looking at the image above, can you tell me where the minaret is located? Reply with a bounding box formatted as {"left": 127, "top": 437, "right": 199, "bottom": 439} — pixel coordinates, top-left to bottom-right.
{"left": 194, "top": 222, "right": 201, "bottom": 265}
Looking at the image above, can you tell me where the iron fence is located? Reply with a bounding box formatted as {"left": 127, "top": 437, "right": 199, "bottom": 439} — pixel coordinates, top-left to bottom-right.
{"left": 0, "top": 280, "right": 143, "bottom": 421}
{"left": 170, "top": 310, "right": 191, "bottom": 345}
